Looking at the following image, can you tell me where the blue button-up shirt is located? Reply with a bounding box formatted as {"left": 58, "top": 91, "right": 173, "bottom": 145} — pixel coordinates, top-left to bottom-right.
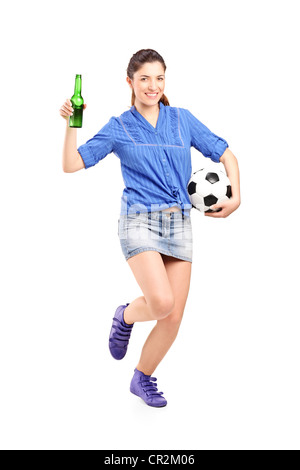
{"left": 77, "top": 102, "right": 228, "bottom": 217}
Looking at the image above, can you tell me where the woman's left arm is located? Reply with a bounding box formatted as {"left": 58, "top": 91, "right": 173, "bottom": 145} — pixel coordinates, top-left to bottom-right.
{"left": 205, "top": 148, "right": 241, "bottom": 218}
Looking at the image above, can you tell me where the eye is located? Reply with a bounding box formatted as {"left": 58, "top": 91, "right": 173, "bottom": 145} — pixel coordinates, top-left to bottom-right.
{"left": 140, "top": 77, "right": 164, "bottom": 81}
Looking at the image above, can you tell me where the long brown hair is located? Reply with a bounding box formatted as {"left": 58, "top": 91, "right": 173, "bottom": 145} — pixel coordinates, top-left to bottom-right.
{"left": 127, "top": 49, "right": 170, "bottom": 107}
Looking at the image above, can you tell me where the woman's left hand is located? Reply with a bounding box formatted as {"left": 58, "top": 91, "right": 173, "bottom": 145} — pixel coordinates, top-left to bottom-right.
{"left": 204, "top": 197, "right": 240, "bottom": 218}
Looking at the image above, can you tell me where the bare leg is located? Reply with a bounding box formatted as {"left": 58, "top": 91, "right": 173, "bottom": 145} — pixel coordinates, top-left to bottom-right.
{"left": 123, "top": 296, "right": 154, "bottom": 324}
{"left": 136, "top": 255, "right": 192, "bottom": 375}
{"left": 124, "top": 251, "right": 175, "bottom": 325}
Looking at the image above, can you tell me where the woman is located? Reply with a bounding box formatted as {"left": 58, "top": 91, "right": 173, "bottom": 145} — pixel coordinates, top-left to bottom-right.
{"left": 59, "top": 49, "right": 241, "bottom": 408}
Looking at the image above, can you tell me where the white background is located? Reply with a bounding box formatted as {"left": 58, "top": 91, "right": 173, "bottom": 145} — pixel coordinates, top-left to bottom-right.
{"left": 1, "top": 0, "right": 299, "bottom": 450}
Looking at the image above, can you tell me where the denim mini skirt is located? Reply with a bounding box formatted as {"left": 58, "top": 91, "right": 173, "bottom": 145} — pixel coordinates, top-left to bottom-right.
{"left": 118, "top": 210, "right": 193, "bottom": 262}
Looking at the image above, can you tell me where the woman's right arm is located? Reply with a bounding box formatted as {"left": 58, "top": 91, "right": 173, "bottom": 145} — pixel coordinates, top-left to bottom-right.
{"left": 60, "top": 98, "right": 87, "bottom": 172}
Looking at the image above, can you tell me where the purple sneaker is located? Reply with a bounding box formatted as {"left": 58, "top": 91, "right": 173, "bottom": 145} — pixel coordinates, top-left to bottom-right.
{"left": 130, "top": 368, "right": 167, "bottom": 407}
{"left": 109, "top": 303, "right": 133, "bottom": 360}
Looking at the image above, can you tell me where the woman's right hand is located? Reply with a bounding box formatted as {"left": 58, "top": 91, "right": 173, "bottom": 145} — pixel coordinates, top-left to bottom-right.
{"left": 59, "top": 98, "right": 87, "bottom": 121}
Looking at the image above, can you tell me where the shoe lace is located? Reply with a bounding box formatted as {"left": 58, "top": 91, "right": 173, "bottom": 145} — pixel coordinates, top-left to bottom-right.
{"left": 141, "top": 376, "right": 165, "bottom": 398}
{"left": 109, "top": 317, "right": 133, "bottom": 348}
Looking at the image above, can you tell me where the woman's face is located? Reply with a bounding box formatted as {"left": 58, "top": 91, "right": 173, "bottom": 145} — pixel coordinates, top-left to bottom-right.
{"left": 127, "top": 61, "right": 165, "bottom": 109}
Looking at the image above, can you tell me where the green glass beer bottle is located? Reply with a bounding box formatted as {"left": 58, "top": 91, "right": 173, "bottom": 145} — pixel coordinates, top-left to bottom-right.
{"left": 69, "top": 74, "right": 84, "bottom": 128}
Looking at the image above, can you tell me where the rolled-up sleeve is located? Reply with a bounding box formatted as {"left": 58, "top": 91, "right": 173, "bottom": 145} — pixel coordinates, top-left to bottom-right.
{"left": 77, "top": 117, "right": 115, "bottom": 169}
{"left": 185, "top": 109, "right": 228, "bottom": 163}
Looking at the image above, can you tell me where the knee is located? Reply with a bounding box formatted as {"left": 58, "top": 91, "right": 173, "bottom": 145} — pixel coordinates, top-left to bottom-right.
{"left": 150, "top": 295, "right": 175, "bottom": 320}
{"left": 165, "top": 312, "right": 183, "bottom": 327}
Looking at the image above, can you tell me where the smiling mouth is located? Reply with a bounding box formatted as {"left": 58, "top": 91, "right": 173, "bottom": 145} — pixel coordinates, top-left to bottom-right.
{"left": 145, "top": 93, "right": 159, "bottom": 97}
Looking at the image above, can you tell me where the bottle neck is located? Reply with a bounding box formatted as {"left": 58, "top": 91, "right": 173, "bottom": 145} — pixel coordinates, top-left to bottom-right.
{"left": 74, "top": 75, "right": 82, "bottom": 95}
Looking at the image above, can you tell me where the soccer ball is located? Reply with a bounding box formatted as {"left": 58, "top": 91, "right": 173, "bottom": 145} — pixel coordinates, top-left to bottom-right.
{"left": 187, "top": 167, "right": 232, "bottom": 212}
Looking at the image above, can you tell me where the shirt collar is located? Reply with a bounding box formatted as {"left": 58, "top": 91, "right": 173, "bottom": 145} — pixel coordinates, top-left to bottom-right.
{"left": 130, "top": 101, "right": 165, "bottom": 132}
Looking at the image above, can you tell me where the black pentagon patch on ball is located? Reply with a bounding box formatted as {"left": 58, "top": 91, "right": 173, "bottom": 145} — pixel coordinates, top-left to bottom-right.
{"left": 205, "top": 172, "right": 219, "bottom": 184}
{"left": 187, "top": 181, "right": 197, "bottom": 195}
{"left": 204, "top": 194, "right": 218, "bottom": 206}
{"left": 226, "top": 185, "right": 232, "bottom": 198}
{"left": 205, "top": 207, "right": 222, "bottom": 213}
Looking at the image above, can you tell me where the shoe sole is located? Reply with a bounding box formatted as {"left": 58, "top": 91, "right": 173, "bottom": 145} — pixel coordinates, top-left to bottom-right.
{"left": 130, "top": 390, "right": 167, "bottom": 407}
